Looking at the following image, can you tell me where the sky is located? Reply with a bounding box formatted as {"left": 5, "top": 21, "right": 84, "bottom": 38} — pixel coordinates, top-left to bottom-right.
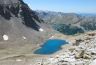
{"left": 24, "top": 0, "right": 96, "bottom": 13}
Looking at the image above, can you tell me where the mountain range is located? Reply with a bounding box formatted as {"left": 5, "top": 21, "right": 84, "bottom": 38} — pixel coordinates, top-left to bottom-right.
{"left": 36, "top": 10, "right": 96, "bottom": 35}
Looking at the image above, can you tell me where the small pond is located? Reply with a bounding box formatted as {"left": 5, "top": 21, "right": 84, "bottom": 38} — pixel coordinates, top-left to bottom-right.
{"left": 34, "top": 39, "right": 68, "bottom": 55}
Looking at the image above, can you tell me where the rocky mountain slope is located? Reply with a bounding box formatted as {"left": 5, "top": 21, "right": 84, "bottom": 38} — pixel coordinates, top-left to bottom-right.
{"left": 0, "top": 0, "right": 56, "bottom": 57}
{"left": 36, "top": 11, "right": 96, "bottom": 35}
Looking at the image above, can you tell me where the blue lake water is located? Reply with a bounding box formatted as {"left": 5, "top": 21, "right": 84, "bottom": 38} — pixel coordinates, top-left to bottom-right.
{"left": 34, "top": 39, "right": 68, "bottom": 55}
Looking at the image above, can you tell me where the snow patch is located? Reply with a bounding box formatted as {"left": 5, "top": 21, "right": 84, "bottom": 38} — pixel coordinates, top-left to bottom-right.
{"left": 49, "top": 36, "right": 54, "bottom": 39}
{"left": 39, "top": 28, "right": 44, "bottom": 32}
{"left": 16, "top": 59, "right": 22, "bottom": 62}
{"left": 22, "top": 36, "right": 26, "bottom": 40}
{"left": 3, "top": 34, "right": 9, "bottom": 41}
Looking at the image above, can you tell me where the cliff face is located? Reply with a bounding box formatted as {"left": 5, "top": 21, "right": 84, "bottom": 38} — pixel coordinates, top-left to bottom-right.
{"left": 0, "top": 0, "right": 42, "bottom": 31}
{"left": 0, "top": 0, "right": 19, "bottom": 5}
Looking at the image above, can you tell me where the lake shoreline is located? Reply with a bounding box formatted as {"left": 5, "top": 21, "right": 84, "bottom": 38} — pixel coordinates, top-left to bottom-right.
{"left": 32, "top": 33, "right": 76, "bottom": 56}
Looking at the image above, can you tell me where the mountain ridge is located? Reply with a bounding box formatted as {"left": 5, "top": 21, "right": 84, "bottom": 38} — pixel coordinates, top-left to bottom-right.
{"left": 36, "top": 10, "right": 96, "bottom": 35}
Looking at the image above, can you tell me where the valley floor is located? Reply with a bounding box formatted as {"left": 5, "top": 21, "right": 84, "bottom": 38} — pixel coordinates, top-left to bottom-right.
{"left": 0, "top": 31, "right": 96, "bottom": 65}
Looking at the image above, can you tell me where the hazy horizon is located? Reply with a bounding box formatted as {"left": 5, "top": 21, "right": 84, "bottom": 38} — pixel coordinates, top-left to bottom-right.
{"left": 24, "top": 0, "right": 96, "bottom": 13}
